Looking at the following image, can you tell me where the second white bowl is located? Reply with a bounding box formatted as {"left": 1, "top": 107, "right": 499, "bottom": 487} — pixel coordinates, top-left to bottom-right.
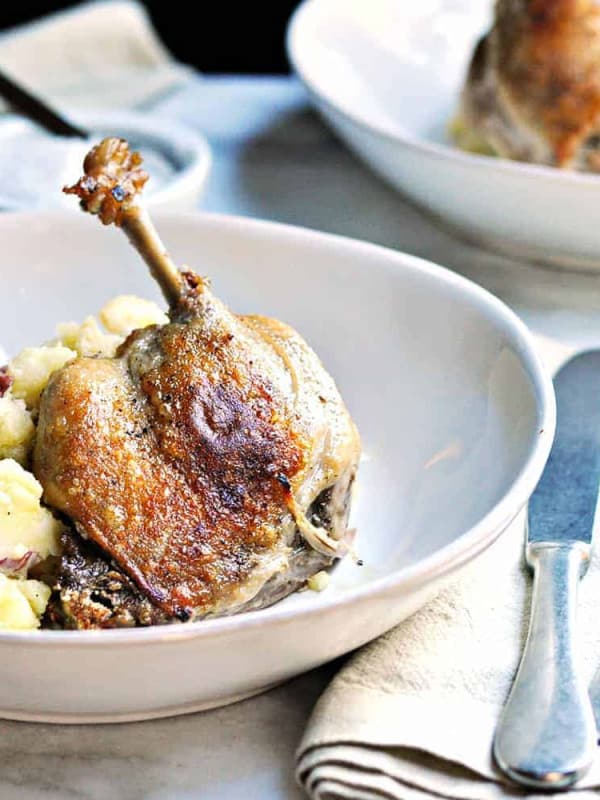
{"left": 287, "top": 0, "right": 600, "bottom": 271}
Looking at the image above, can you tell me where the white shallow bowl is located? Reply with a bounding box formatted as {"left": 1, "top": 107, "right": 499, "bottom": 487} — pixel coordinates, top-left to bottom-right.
{"left": 287, "top": 0, "right": 600, "bottom": 271}
{"left": 0, "top": 211, "right": 553, "bottom": 723}
{"left": 0, "top": 109, "right": 211, "bottom": 212}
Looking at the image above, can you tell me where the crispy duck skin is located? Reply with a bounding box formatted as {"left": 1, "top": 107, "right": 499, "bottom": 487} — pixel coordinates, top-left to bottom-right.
{"left": 35, "top": 138, "right": 360, "bottom": 626}
{"left": 458, "top": 0, "right": 600, "bottom": 170}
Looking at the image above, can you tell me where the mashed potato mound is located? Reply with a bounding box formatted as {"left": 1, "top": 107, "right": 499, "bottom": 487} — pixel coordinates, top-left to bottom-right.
{"left": 0, "top": 459, "right": 62, "bottom": 560}
{"left": 0, "top": 395, "right": 35, "bottom": 465}
{"left": 8, "top": 295, "right": 166, "bottom": 411}
{"left": 0, "top": 574, "right": 51, "bottom": 630}
{"left": 449, "top": 115, "right": 496, "bottom": 156}
{"left": 55, "top": 316, "right": 122, "bottom": 358}
{"left": 100, "top": 295, "right": 168, "bottom": 338}
{"left": 9, "top": 345, "right": 76, "bottom": 410}
{"left": 55, "top": 296, "right": 166, "bottom": 357}
{"left": 0, "top": 460, "right": 61, "bottom": 628}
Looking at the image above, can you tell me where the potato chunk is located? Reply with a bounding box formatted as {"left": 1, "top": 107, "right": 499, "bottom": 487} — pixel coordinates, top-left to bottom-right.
{"left": 0, "top": 395, "right": 35, "bottom": 465}
{"left": 19, "top": 578, "right": 52, "bottom": 617}
{"left": 0, "top": 459, "right": 61, "bottom": 559}
{"left": 9, "top": 345, "right": 76, "bottom": 409}
{"left": 100, "top": 295, "right": 167, "bottom": 337}
{"left": 0, "top": 574, "right": 51, "bottom": 629}
{"left": 56, "top": 316, "right": 122, "bottom": 358}
{"left": 307, "top": 570, "right": 331, "bottom": 592}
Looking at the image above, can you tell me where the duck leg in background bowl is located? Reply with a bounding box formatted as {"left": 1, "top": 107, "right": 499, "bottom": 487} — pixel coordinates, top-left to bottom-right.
{"left": 456, "top": 0, "right": 600, "bottom": 170}
{"left": 35, "top": 138, "right": 360, "bottom": 629}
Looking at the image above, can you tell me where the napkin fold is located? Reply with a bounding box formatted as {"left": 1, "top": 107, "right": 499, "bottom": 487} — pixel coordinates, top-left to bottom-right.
{"left": 0, "top": 0, "right": 192, "bottom": 110}
{"left": 297, "top": 337, "right": 600, "bottom": 800}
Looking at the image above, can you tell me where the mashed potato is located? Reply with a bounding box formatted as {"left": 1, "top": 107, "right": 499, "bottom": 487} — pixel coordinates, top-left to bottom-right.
{"left": 9, "top": 344, "right": 76, "bottom": 410}
{"left": 0, "top": 459, "right": 62, "bottom": 560}
{"left": 0, "top": 460, "right": 61, "bottom": 630}
{"left": 0, "top": 293, "right": 166, "bottom": 629}
{"left": 449, "top": 115, "right": 496, "bottom": 157}
{"left": 0, "top": 574, "right": 51, "bottom": 630}
{"left": 100, "top": 295, "right": 168, "bottom": 337}
{"left": 0, "top": 395, "right": 35, "bottom": 464}
{"left": 55, "top": 316, "right": 121, "bottom": 358}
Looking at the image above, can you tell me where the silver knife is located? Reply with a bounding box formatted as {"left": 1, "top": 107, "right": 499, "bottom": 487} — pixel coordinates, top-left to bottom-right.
{"left": 589, "top": 667, "right": 600, "bottom": 735}
{"left": 494, "top": 351, "right": 600, "bottom": 790}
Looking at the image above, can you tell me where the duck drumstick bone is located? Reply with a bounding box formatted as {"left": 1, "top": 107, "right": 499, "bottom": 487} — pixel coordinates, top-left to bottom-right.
{"left": 64, "top": 137, "right": 183, "bottom": 307}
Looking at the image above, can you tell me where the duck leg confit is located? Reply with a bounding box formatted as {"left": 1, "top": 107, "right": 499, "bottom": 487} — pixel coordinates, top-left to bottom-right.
{"left": 35, "top": 138, "right": 360, "bottom": 629}
{"left": 457, "top": 0, "right": 600, "bottom": 170}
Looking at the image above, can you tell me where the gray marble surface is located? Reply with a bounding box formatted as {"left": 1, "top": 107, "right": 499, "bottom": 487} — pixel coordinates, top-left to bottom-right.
{"left": 0, "top": 662, "right": 341, "bottom": 799}
{"left": 5, "top": 76, "right": 600, "bottom": 799}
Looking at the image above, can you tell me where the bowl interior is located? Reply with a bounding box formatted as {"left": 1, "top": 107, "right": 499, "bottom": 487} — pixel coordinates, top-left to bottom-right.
{"left": 0, "top": 212, "right": 547, "bottom": 613}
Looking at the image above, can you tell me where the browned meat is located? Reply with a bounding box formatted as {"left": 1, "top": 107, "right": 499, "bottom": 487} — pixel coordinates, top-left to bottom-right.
{"left": 45, "top": 484, "right": 353, "bottom": 630}
{"left": 34, "top": 138, "right": 360, "bottom": 626}
{"left": 456, "top": 0, "right": 600, "bottom": 170}
{"left": 44, "top": 530, "right": 173, "bottom": 629}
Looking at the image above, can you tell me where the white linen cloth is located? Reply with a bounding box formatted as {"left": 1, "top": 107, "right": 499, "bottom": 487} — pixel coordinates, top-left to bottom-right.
{"left": 297, "top": 338, "right": 600, "bottom": 799}
{"left": 0, "top": 0, "right": 192, "bottom": 109}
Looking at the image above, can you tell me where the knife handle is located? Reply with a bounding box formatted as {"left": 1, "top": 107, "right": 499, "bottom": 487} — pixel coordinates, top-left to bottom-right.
{"left": 493, "top": 541, "right": 596, "bottom": 789}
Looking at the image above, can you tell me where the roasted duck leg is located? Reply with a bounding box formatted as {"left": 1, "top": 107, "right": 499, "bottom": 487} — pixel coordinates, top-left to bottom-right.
{"left": 456, "top": 0, "right": 600, "bottom": 170}
{"left": 35, "top": 138, "right": 360, "bottom": 628}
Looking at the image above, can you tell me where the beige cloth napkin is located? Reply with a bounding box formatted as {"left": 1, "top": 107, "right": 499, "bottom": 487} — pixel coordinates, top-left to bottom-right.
{"left": 297, "top": 337, "right": 600, "bottom": 799}
{"left": 0, "top": 0, "right": 192, "bottom": 109}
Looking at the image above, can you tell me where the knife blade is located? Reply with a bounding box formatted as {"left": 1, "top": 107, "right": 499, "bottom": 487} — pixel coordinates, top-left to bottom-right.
{"left": 494, "top": 350, "right": 600, "bottom": 790}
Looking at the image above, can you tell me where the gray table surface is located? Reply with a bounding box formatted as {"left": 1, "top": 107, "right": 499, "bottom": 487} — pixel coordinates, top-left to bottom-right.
{"left": 5, "top": 75, "right": 600, "bottom": 800}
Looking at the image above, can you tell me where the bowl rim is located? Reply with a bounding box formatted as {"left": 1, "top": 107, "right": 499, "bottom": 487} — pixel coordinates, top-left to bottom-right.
{"left": 0, "top": 210, "right": 555, "bottom": 646}
{"left": 286, "top": 0, "right": 600, "bottom": 188}
{"left": 0, "top": 109, "right": 212, "bottom": 210}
